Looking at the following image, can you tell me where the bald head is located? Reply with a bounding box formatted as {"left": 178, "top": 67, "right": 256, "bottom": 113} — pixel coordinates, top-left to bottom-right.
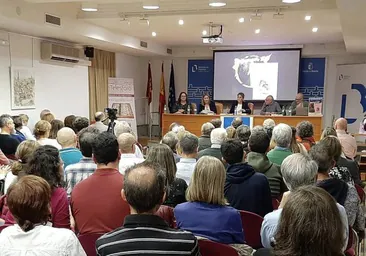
{"left": 95, "top": 112, "right": 106, "bottom": 122}
{"left": 57, "top": 127, "right": 77, "bottom": 148}
{"left": 334, "top": 118, "right": 348, "bottom": 131}
{"left": 295, "top": 93, "right": 304, "bottom": 104}
{"left": 117, "top": 133, "right": 136, "bottom": 154}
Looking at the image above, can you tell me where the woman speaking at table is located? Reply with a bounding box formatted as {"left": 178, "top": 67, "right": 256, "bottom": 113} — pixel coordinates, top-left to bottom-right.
{"left": 172, "top": 92, "right": 193, "bottom": 114}
{"left": 198, "top": 94, "right": 217, "bottom": 114}
{"left": 229, "top": 92, "right": 252, "bottom": 114}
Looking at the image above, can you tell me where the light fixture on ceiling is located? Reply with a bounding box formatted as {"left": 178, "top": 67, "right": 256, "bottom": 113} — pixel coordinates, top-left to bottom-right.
{"left": 179, "top": 19, "right": 184, "bottom": 25}
{"left": 273, "top": 9, "right": 284, "bottom": 19}
{"left": 81, "top": 2, "right": 98, "bottom": 12}
{"left": 209, "top": 0, "right": 227, "bottom": 7}
{"left": 202, "top": 30, "right": 208, "bottom": 36}
{"left": 282, "top": 0, "right": 301, "bottom": 3}
{"left": 255, "top": 29, "right": 261, "bottom": 34}
{"left": 152, "top": 31, "right": 157, "bottom": 37}
{"left": 312, "top": 27, "right": 318, "bottom": 32}
{"left": 305, "top": 15, "right": 311, "bottom": 21}
{"left": 139, "top": 16, "right": 150, "bottom": 26}
{"left": 250, "top": 11, "right": 262, "bottom": 21}
{"left": 143, "top": 0, "right": 160, "bottom": 10}
{"left": 239, "top": 17, "right": 245, "bottom": 23}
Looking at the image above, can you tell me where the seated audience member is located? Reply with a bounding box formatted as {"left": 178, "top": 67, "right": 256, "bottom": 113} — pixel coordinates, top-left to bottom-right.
{"left": 4, "top": 140, "right": 39, "bottom": 195}
{"left": 260, "top": 96, "right": 282, "bottom": 115}
{"left": 174, "top": 156, "right": 244, "bottom": 245}
{"left": 172, "top": 125, "right": 186, "bottom": 134}
{"left": 334, "top": 118, "right": 357, "bottom": 160}
{"left": 114, "top": 121, "right": 144, "bottom": 159}
{"left": 0, "top": 149, "right": 9, "bottom": 165}
{"left": 49, "top": 119, "right": 64, "bottom": 139}
{"left": 256, "top": 186, "right": 346, "bottom": 256}
{"left": 235, "top": 125, "right": 251, "bottom": 152}
{"left": 146, "top": 144, "right": 187, "bottom": 207}
{"left": 290, "top": 126, "right": 307, "bottom": 154}
{"left": 176, "top": 133, "right": 198, "bottom": 185}
{"left": 263, "top": 119, "right": 275, "bottom": 140}
{"left": 0, "top": 175, "right": 86, "bottom": 255}
{"left": 226, "top": 126, "right": 236, "bottom": 139}
{"left": 64, "top": 115, "right": 76, "bottom": 131}
{"left": 71, "top": 132, "right": 130, "bottom": 235}
{"left": 229, "top": 92, "right": 251, "bottom": 114}
{"left": 90, "top": 112, "right": 108, "bottom": 132}
{"left": 169, "top": 122, "right": 180, "bottom": 131}
{"left": 96, "top": 162, "right": 199, "bottom": 256}
{"left": 11, "top": 116, "right": 26, "bottom": 143}
{"left": 198, "top": 94, "right": 217, "bottom": 114}
{"left": 296, "top": 121, "right": 315, "bottom": 151}
{"left": 198, "top": 122, "right": 215, "bottom": 151}
{"left": 65, "top": 127, "right": 98, "bottom": 198}
{"left": 321, "top": 126, "right": 338, "bottom": 140}
{"left": 39, "top": 109, "right": 51, "bottom": 119}
{"left": 231, "top": 117, "right": 243, "bottom": 129}
{"left": 34, "top": 120, "right": 61, "bottom": 149}
{"left": 260, "top": 153, "right": 348, "bottom": 250}
{"left": 246, "top": 127, "right": 287, "bottom": 198}
{"left": 222, "top": 139, "right": 272, "bottom": 217}
{"left": 172, "top": 92, "right": 193, "bottom": 114}
{"left": 0, "top": 115, "right": 20, "bottom": 157}
{"left": 57, "top": 128, "right": 82, "bottom": 169}
{"left": 41, "top": 112, "right": 55, "bottom": 123}
{"left": 210, "top": 118, "right": 222, "bottom": 128}
{"left": 72, "top": 117, "right": 89, "bottom": 134}
{"left": 267, "top": 124, "right": 292, "bottom": 165}
{"left": 118, "top": 133, "right": 144, "bottom": 174}
{"left": 161, "top": 131, "right": 181, "bottom": 163}
{"left": 310, "top": 143, "right": 365, "bottom": 234}
{"left": 198, "top": 128, "right": 227, "bottom": 161}
{"left": 19, "top": 114, "right": 36, "bottom": 141}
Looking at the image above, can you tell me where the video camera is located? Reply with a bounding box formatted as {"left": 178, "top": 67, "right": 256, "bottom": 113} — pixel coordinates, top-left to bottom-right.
{"left": 104, "top": 108, "right": 118, "bottom": 134}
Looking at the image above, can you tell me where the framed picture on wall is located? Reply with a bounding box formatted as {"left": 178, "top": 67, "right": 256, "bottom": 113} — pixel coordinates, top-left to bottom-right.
{"left": 10, "top": 67, "right": 36, "bottom": 110}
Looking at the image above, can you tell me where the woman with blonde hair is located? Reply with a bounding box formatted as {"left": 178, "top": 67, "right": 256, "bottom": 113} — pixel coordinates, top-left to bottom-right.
{"left": 41, "top": 112, "right": 55, "bottom": 123}
{"left": 174, "top": 156, "right": 244, "bottom": 245}
{"left": 198, "top": 94, "right": 217, "bottom": 114}
{"left": 226, "top": 126, "right": 236, "bottom": 139}
{"left": 34, "top": 120, "right": 61, "bottom": 149}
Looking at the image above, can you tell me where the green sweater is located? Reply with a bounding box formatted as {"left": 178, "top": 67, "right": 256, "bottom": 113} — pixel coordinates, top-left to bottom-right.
{"left": 267, "top": 148, "right": 293, "bottom": 166}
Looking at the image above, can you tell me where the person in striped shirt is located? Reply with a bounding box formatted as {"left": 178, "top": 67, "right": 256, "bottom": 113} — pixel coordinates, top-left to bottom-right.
{"left": 96, "top": 161, "right": 200, "bottom": 256}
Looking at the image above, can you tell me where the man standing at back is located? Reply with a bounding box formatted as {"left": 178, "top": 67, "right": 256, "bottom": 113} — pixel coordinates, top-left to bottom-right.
{"left": 334, "top": 118, "right": 357, "bottom": 160}
{"left": 96, "top": 161, "right": 199, "bottom": 256}
{"left": 90, "top": 112, "right": 108, "bottom": 133}
{"left": 71, "top": 132, "right": 130, "bottom": 235}
{"left": 176, "top": 133, "right": 199, "bottom": 185}
{"left": 57, "top": 127, "right": 82, "bottom": 169}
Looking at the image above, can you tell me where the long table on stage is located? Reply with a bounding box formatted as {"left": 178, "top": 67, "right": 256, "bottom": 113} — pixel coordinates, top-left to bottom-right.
{"left": 162, "top": 114, "right": 323, "bottom": 141}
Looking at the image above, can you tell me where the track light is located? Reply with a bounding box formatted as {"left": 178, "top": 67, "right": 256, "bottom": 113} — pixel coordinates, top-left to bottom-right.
{"left": 143, "top": 0, "right": 160, "bottom": 10}
{"left": 81, "top": 3, "right": 98, "bottom": 12}
{"left": 209, "top": 0, "right": 227, "bottom": 7}
{"left": 282, "top": 0, "right": 301, "bottom": 3}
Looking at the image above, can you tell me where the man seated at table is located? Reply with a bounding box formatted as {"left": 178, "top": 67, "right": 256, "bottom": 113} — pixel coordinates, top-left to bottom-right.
{"left": 260, "top": 95, "right": 282, "bottom": 115}
{"left": 290, "top": 93, "right": 309, "bottom": 115}
{"left": 229, "top": 92, "right": 251, "bottom": 114}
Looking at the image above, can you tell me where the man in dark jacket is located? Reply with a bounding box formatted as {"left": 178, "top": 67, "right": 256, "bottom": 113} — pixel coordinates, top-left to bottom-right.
{"left": 198, "top": 122, "right": 214, "bottom": 152}
{"left": 221, "top": 139, "right": 273, "bottom": 217}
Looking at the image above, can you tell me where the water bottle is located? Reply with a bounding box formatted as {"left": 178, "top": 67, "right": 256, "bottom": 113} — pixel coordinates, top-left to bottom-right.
{"left": 288, "top": 107, "right": 292, "bottom": 116}
{"left": 193, "top": 107, "right": 197, "bottom": 115}
{"left": 187, "top": 105, "right": 191, "bottom": 114}
{"left": 164, "top": 105, "right": 168, "bottom": 113}
{"left": 234, "top": 106, "right": 238, "bottom": 115}
{"left": 282, "top": 106, "right": 286, "bottom": 116}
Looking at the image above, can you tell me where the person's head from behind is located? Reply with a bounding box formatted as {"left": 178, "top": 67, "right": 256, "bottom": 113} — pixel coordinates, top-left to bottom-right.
{"left": 0, "top": 114, "right": 14, "bottom": 134}
{"left": 95, "top": 112, "right": 106, "bottom": 122}
{"left": 73, "top": 117, "right": 89, "bottom": 134}
{"left": 114, "top": 120, "right": 132, "bottom": 138}
{"left": 274, "top": 186, "right": 344, "bottom": 256}
{"left": 41, "top": 112, "right": 55, "bottom": 123}
{"left": 26, "top": 145, "right": 63, "bottom": 189}
{"left": 221, "top": 139, "right": 244, "bottom": 165}
{"left": 146, "top": 144, "right": 177, "bottom": 186}
{"left": 226, "top": 126, "right": 236, "bottom": 139}
{"left": 210, "top": 128, "right": 227, "bottom": 145}
{"left": 297, "top": 121, "right": 314, "bottom": 139}
{"left": 201, "top": 122, "right": 215, "bottom": 137}
{"left": 161, "top": 131, "right": 179, "bottom": 153}
{"left": 263, "top": 119, "right": 275, "bottom": 139}
{"left": 281, "top": 153, "right": 318, "bottom": 191}
{"left": 39, "top": 109, "right": 50, "bottom": 119}
{"left": 265, "top": 95, "right": 274, "bottom": 106}
{"left": 272, "top": 123, "right": 292, "bottom": 148}
{"left": 178, "top": 132, "right": 198, "bottom": 158}
{"left": 168, "top": 122, "right": 179, "bottom": 132}
{"left": 12, "top": 141, "right": 40, "bottom": 176}
{"left": 64, "top": 115, "right": 76, "bottom": 130}
{"left": 309, "top": 143, "right": 334, "bottom": 174}
{"left": 202, "top": 94, "right": 210, "bottom": 105}
{"left": 118, "top": 133, "right": 136, "bottom": 154}
{"left": 187, "top": 156, "right": 226, "bottom": 205}
{"left": 249, "top": 126, "right": 270, "bottom": 154}
{"left": 231, "top": 117, "right": 243, "bottom": 129}
{"left": 123, "top": 161, "right": 166, "bottom": 214}
{"left": 34, "top": 120, "right": 51, "bottom": 139}
{"left": 57, "top": 127, "right": 76, "bottom": 148}
{"left": 235, "top": 125, "right": 251, "bottom": 142}
{"left": 7, "top": 175, "right": 51, "bottom": 232}
{"left": 321, "top": 127, "right": 337, "bottom": 140}
{"left": 210, "top": 118, "right": 222, "bottom": 129}
{"left": 78, "top": 127, "right": 99, "bottom": 157}
{"left": 178, "top": 92, "right": 188, "bottom": 104}
{"left": 172, "top": 125, "right": 185, "bottom": 134}
{"left": 92, "top": 132, "right": 120, "bottom": 167}
{"left": 320, "top": 136, "right": 343, "bottom": 162}
{"left": 19, "top": 114, "right": 29, "bottom": 126}
{"left": 334, "top": 118, "right": 348, "bottom": 131}
{"left": 237, "top": 92, "right": 245, "bottom": 103}
{"left": 49, "top": 119, "right": 64, "bottom": 139}
{"left": 12, "top": 116, "right": 23, "bottom": 131}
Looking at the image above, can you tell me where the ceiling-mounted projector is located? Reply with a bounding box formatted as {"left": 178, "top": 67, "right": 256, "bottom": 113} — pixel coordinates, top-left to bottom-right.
{"left": 203, "top": 37, "right": 223, "bottom": 44}
{"left": 202, "top": 23, "right": 223, "bottom": 44}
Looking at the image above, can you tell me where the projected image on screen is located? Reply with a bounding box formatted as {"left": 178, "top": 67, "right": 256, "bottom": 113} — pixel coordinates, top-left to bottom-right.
{"left": 214, "top": 50, "right": 300, "bottom": 101}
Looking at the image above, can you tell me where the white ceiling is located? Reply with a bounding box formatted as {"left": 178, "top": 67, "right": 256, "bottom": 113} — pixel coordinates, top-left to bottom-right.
{"left": 0, "top": 0, "right": 364, "bottom": 55}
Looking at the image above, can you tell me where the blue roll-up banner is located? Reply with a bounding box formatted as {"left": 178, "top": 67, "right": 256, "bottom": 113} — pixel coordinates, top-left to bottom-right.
{"left": 299, "top": 58, "right": 326, "bottom": 100}
{"left": 187, "top": 60, "right": 214, "bottom": 108}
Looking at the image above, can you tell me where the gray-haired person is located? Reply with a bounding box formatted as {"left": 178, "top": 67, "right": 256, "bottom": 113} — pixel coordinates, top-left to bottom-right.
{"left": 198, "top": 122, "right": 215, "bottom": 151}
{"left": 267, "top": 123, "right": 292, "bottom": 165}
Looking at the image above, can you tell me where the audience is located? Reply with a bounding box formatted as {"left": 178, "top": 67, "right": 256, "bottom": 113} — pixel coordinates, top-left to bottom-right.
{"left": 70, "top": 132, "right": 130, "bottom": 235}
{"left": 168, "top": 122, "right": 180, "bottom": 131}
{"left": 64, "top": 115, "right": 76, "bottom": 131}
{"left": 334, "top": 118, "right": 357, "bottom": 160}
{"left": 226, "top": 126, "right": 236, "bottom": 139}
{"left": 210, "top": 118, "right": 222, "bottom": 128}
{"left": 65, "top": 127, "right": 99, "bottom": 198}
{"left": 198, "top": 128, "right": 227, "bottom": 160}
{"left": 0, "top": 149, "right": 9, "bottom": 165}
{"left": 114, "top": 120, "right": 144, "bottom": 159}
{"left": 0, "top": 115, "right": 20, "bottom": 157}
{"left": 267, "top": 123, "right": 292, "bottom": 165}
{"left": 117, "top": 133, "right": 144, "bottom": 174}
{"left": 19, "top": 114, "right": 36, "bottom": 141}
{"left": 49, "top": 119, "right": 64, "bottom": 139}
{"left": 73, "top": 117, "right": 89, "bottom": 134}
{"left": 174, "top": 156, "right": 244, "bottom": 245}
{"left": 11, "top": 116, "right": 26, "bottom": 143}
{"left": 39, "top": 109, "right": 51, "bottom": 119}
{"left": 57, "top": 127, "right": 82, "bottom": 169}
{"left": 176, "top": 133, "right": 198, "bottom": 185}
{"left": 296, "top": 121, "right": 315, "bottom": 151}
{"left": 34, "top": 120, "right": 61, "bottom": 149}
{"left": 90, "top": 111, "right": 108, "bottom": 132}
{"left": 231, "top": 117, "right": 243, "bottom": 129}
{"left": 235, "top": 124, "right": 251, "bottom": 152}
{"left": 161, "top": 131, "right": 181, "bottom": 163}
{"left": 290, "top": 126, "right": 307, "bottom": 154}
{"left": 263, "top": 118, "right": 275, "bottom": 140}
{"left": 246, "top": 127, "right": 287, "bottom": 198}
{"left": 198, "top": 122, "right": 214, "bottom": 151}
{"left": 0, "top": 175, "right": 86, "bottom": 255}
{"left": 222, "top": 139, "right": 273, "bottom": 217}
{"left": 96, "top": 161, "right": 199, "bottom": 255}
{"left": 42, "top": 112, "right": 55, "bottom": 123}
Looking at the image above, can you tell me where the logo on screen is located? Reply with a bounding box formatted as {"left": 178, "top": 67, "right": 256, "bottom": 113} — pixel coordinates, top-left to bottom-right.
{"left": 308, "top": 62, "right": 313, "bottom": 71}
{"left": 192, "top": 65, "right": 198, "bottom": 73}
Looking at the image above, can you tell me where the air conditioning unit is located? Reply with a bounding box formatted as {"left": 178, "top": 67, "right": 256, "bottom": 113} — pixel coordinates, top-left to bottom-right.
{"left": 41, "top": 42, "right": 91, "bottom": 66}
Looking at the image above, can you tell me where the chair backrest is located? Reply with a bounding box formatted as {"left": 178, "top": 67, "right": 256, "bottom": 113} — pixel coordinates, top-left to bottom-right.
{"left": 155, "top": 205, "right": 176, "bottom": 228}
{"left": 272, "top": 198, "right": 280, "bottom": 210}
{"left": 215, "top": 103, "right": 224, "bottom": 114}
{"left": 191, "top": 103, "right": 197, "bottom": 113}
{"left": 198, "top": 240, "right": 239, "bottom": 256}
{"left": 248, "top": 103, "right": 254, "bottom": 115}
{"left": 78, "top": 233, "right": 103, "bottom": 256}
{"left": 354, "top": 184, "right": 365, "bottom": 203}
{"left": 239, "top": 210, "right": 264, "bottom": 249}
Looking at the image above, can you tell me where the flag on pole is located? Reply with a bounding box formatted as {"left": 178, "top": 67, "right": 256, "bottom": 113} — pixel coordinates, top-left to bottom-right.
{"left": 159, "top": 62, "right": 166, "bottom": 126}
{"left": 168, "top": 62, "right": 176, "bottom": 113}
{"left": 146, "top": 62, "right": 153, "bottom": 105}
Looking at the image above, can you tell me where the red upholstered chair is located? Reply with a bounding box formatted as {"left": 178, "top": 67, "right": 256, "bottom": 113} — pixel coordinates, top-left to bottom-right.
{"left": 78, "top": 233, "right": 103, "bottom": 256}
{"left": 155, "top": 205, "right": 176, "bottom": 228}
{"left": 272, "top": 198, "right": 280, "bottom": 210}
{"left": 355, "top": 184, "right": 365, "bottom": 204}
{"left": 198, "top": 240, "right": 239, "bottom": 256}
{"left": 239, "top": 210, "right": 264, "bottom": 249}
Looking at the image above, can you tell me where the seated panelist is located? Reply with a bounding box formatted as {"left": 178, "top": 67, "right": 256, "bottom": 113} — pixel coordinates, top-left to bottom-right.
{"left": 229, "top": 92, "right": 251, "bottom": 114}
{"left": 260, "top": 95, "right": 282, "bottom": 115}
{"left": 172, "top": 92, "right": 193, "bottom": 114}
{"left": 290, "top": 93, "right": 309, "bottom": 115}
{"left": 198, "top": 94, "right": 217, "bottom": 114}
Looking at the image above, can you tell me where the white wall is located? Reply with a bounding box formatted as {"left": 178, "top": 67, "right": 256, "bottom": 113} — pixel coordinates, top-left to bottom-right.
{"left": 0, "top": 32, "right": 89, "bottom": 128}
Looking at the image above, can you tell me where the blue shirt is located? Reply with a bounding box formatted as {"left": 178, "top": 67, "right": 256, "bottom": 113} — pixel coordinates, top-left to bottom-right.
{"left": 60, "top": 148, "right": 83, "bottom": 169}
{"left": 174, "top": 202, "right": 244, "bottom": 244}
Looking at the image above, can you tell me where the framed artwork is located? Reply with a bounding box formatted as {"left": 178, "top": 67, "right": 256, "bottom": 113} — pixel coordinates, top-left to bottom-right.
{"left": 10, "top": 67, "right": 36, "bottom": 110}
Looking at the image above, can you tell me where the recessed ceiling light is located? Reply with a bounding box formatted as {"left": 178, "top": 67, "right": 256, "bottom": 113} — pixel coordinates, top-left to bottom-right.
{"left": 255, "top": 29, "right": 261, "bottom": 34}
{"left": 202, "top": 30, "right": 208, "bottom": 36}
{"left": 152, "top": 31, "right": 157, "bottom": 37}
{"left": 81, "top": 3, "right": 98, "bottom": 12}
{"left": 312, "top": 27, "right": 318, "bottom": 32}
{"left": 239, "top": 17, "right": 245, "bottom": 23}
{"left": 179, "top": 19, "right": 184, "bottom": 25}
{"left": 305, "top": 15, "right": 311, "bottom": 21}
{"left": 282, "top": 0, "right": 301, "bottom": 3}
{"left": 143, "top": 0, "right": 160, "bottom": 10}
{"left": 209, "top": 0, "right": 227, "bottom": 7}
